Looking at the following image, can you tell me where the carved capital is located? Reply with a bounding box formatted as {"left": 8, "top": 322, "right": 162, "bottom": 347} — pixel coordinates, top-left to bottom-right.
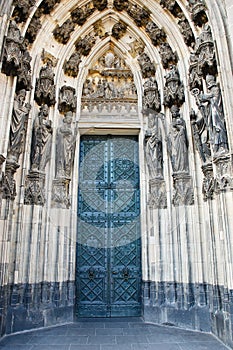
{"left": 24, "top": 171, "right": 46, "bottom": 206}
{"left": 172, "top": 174, "right": 194, "bottom": 206}
{"left": 202, "top": 163, "right": 214, "bottom": 201}
{"left": 148, "top": 178, "right": 167, "bottom": 209}
{"left": 52, "top": 178, "right": 71, "bottom": 209}
{"left": 1, "top": 160, "right": 20, "bottom": 200}
{"left": 213, "top": 155, "right": 233, "bottom": 194}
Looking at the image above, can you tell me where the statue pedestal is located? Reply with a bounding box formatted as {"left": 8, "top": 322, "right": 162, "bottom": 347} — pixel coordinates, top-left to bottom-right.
{"left": 24, "top": 171, "right": 46, "bottom": 206}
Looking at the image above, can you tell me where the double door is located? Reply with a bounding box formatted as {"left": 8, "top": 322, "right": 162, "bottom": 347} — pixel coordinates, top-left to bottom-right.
{"left": 76, "top": 135, "right": 141, "bottom": 317}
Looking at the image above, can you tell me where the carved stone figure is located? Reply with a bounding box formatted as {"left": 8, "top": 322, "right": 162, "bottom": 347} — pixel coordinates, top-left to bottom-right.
{"left": 58, "top": 86, "right": 77, "bottom": 113}
{"left": 8, "top": 90, "right": 31, "bottom": 163}
{"left": 112, "top": 21, "right": 127, "bottom": 40}
{"left": 71, "top": 4, "right": 94, "bottom": 25}
{"left": 113, "top": 0, "right": 128, "bottom": 11}
{"left": 93, "top": 0, "right": 108, "bottom": 11}
{"left": 1, "top": 161, "right": 19, "bottom": 200}
{"left": 202, "top": 164, "right": 214, "bottom": 201}
{"left": 30, "top": 105, "right": 53, "bottom": 171}
{"left": 53, "top": 19, "right": 75, "bottom": 44}
{"left": 55, "top": 112, "right": 76, "bottom": 178}
{"left": 145, "top": 126, "right": 163, "bottom": 179}
{"left": 146, "top": 22, "right": 166, "bottom": 46}
{"left": 137, "top": 53, "right": 156, "bottom": 78}
{"left": 39, "top": 0, "right": 61, "bottom": 15}
{"left": 163, "top": 65, "right": 185, "bottom": 108}
{"left": 17, "top": 46, "right": 32, "bottom": 90}
{"left": 159, "top": 43, "right": 178, "bottom": 69}
{"left": 25, "top": 11, "right": 42, "bottom": 43}
{"left": 24, "top": 171, "right": 46, "bottom": 205}
{"left": 178, "top": 18, "right": 194, "bottom": 46}
{"left": 12, "top": 0, "right": 35, "bottom": 23}
{"left": 2, "top": 21, "right": 24, "bottom": 76}
{"left": 35, "top": 60, "right": 56, "bottom": 106}
{"left": 160, "top": 0, "right": 176, "bottom": 12}
{"left": 190, "top": 108, "right": 211, "bottom": 163}
{"left": 75, "top": 34, "right": 96, "bottom": 56}
{"left": 127, "top": 4, "right": 151, "bottom": 27}
{"left": 148, "top": 178, "right": 167, "bottom": 209}
{"left": 128, "top": 39, "right": 145, "bottom": 58}
{"left": 167, "top": 106, "right": 189, "bottom": 174}
{"left": 197, "top": 75, "right": 228, "bottom": 156}
{"left": 172, "top": 174, "right": 194, "bottom": 206}
{"left": 63, "top": 52, "right": 82, "bottom": 77}
{"left": 187, "top": 0, "right": 208, "bottom": 27}
{"left": 143, "top": 77, "right": 161, "bottom": 112}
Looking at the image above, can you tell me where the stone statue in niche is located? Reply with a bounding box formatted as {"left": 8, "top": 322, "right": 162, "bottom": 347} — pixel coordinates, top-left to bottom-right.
{"left": 8, "top": 90, "right": 31, "bottom": 163}
{"left": 190, "top": 108, "right": 211, "bottom": 164}
{"left": 30, "top": 104, "right": 53, "bottom": 171}
{"left": 163, "top": 65, "right": 185, "bottom": 108}
{"left": 167, "top": 105, "right": 189, "bottom": 174}
{"left": 35, "top": 60, "right": 56, "bottom": 106}
{"left": 17, "top": 43, "right": 32, "bottom": 91}
{"left": 195, "top": 75, "right": 228, "bottom": 156}
{"left": 143, "top": 77, "right": 161, "bottom": 112}
{"left": 63, "top": 52, "right": 82, "bottom": 77}
{"left": 178, "top": 18, "right": 194, "bottom": 46}
{"left": 145, "top": 110, "right": 163, "bottom": 179}
{"left": 55, "top": 112, "right": 76, "bottom": 179}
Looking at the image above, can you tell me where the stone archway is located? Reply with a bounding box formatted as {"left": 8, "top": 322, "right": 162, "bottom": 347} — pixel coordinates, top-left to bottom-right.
{"left": 0, "top": 0, "right": 233, "bottom": 348}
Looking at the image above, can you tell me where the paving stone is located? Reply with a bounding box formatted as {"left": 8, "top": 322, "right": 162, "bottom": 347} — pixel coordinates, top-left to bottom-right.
{"left": 87, "top": 335, "right": 116, "bottom": 345}
{"left": 96, "top": 327, "right": 124, "bottom": 335}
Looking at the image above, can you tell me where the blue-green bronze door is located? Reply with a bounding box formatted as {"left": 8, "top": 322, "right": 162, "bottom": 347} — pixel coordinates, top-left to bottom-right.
{"left": 76, "top": 135, "right": 141, "bottom": 317}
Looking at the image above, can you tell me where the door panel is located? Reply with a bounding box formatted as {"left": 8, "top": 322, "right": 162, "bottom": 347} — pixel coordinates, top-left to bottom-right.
{"left": 76, "top": 135, "right": 141, "bottom": 317}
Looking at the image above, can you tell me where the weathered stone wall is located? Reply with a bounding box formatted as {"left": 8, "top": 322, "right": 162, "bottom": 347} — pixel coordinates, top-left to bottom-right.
{"left": 0, "top": 0, "right": 232, "bottom": 348}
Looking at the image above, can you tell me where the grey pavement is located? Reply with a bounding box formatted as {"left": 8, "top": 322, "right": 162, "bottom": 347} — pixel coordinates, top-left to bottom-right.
{"left": 0, "top": 317, "right": 230, "bottom": 350}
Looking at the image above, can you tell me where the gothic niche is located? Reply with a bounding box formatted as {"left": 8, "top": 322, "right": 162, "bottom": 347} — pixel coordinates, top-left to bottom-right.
{"left": 167, "top": 105, "right": 194, "bottom": 206}
{"left": 52, "top": 112, "right": 76, "bottom": 209}
{"left": 81, "top": 51, "right": 137, "bottom": 114}
{"left": 163, "top": 65, "right": 185, "bottom": 108}
{"left": 35, "top": 60, "right": 56, "bottom": 106}
{"left": 144, "top": 110, "right": 167, "bottom": 209}
{"left": 58, "top": 86, "right": 77, "bottom": 114}
{"left": 24, "top": 105, "right": 53, "bottom": 206}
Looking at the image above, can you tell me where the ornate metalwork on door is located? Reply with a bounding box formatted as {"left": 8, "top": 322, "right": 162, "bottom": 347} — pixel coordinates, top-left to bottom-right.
{"left": 76, "top": 135, "right": 141, "bottom": 317}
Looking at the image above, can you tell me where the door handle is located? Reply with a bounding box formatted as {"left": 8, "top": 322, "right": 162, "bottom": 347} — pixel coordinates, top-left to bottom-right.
{"left": 122, "top": 267, "right": 129, "bottom": 280}
{"left": 88, "top": 268, "right": 95, "bottom": 280}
